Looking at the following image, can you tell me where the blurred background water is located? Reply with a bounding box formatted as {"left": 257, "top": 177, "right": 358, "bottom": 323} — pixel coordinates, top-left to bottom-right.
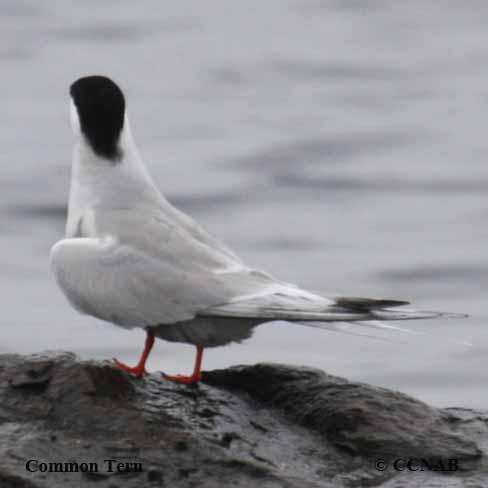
{"left": 1, "top": 0, "right": 487, "bottom": 408}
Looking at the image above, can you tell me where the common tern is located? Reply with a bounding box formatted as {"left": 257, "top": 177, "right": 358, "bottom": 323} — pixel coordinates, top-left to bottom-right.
{"left": 50, "top": 76, "right": 457, "bottom": 384}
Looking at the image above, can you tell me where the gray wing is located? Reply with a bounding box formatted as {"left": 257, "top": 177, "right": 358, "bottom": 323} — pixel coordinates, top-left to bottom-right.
{"left": 50, "top": 218, "right": 330, "bottom": 328}
{"left": 51, "top": 205, "right": 456, "bottom": 329}
{"left": 199, "top": 296, "right": 451, "bottom": 322}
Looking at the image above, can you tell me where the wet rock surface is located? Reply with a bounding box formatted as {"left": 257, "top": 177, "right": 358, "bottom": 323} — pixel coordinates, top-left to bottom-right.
{"left": 0, "top": 352, "right": 486, "bottom": 488}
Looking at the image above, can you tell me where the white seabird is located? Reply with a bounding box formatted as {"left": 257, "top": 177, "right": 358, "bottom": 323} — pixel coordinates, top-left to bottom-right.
{"left": 50, "top": 76, "right": 457, "bottom": 384}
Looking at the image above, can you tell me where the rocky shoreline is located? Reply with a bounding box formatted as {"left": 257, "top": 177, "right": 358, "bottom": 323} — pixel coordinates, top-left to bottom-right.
{"left": 0, "top": 352, "right": 486, "bottom": 487}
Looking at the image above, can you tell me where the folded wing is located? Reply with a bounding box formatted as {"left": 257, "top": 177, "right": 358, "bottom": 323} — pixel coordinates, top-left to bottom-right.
{"left": 50, "top": 236, "right": 232, "bottom": 327}
{"left": 51, "top": 208, "right": 460, "bottom": 331}
{"left": 199, "top": 293, "right": 453, "bottom": 322}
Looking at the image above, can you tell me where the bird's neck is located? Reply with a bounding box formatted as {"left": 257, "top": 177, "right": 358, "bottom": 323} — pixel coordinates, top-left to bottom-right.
{"left": 66, "top": 116, "right": 163, "bottom": 236}
{"left": 73, "top": 115, "right": 149, "bottom": 174}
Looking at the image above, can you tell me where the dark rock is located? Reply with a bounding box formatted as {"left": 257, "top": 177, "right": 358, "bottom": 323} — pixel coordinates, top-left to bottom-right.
{"left": 146, "top": 466, "right": 163, "bottom": 483}
{"left": 0, "top": 352, "right": 486, "bottom": 488}
{"left": 204, "top": 364, "right": 480, "bottom": 463}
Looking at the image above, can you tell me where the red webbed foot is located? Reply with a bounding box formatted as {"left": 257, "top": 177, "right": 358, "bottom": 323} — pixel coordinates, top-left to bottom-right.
{"left": 162, "top": 372, "right": 202, "bottom": 385}
{"left": 112, "top": 329, "right": 155, "bottom": 379}
{"left": 162, "top": 346, "right": 204, "bottom": 385}
{"left": 113, "top": 358, "right": 147, "bottom": 378}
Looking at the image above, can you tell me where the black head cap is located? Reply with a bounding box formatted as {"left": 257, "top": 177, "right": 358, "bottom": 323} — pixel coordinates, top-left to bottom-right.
{"left": 70, "top": 75, "right": 125, "bottom": 161}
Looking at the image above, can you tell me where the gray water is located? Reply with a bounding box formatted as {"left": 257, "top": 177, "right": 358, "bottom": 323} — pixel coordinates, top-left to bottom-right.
{"left": 1, "top": 0, "right": 487, "bottom": 408}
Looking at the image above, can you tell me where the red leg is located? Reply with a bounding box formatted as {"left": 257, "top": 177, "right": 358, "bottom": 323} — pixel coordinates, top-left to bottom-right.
{"left": 163, "top": 346, "right": 204, "bottom": 385}
{"left": 113, "top": 329, "right": 155, "bottom": 378}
